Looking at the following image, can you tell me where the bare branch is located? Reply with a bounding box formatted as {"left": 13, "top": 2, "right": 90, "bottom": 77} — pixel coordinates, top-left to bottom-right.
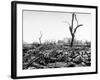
{"left": 74, "top": 13, "right": 78, "bottom": 25}
{"left": 71, "top": 13, "right": 75, "bottom": 29}
{"left": 63, "top": 21, "right": 70, "bottom": 26}
{"left": 74, "top": 24, "right": 83, "bottom": 34}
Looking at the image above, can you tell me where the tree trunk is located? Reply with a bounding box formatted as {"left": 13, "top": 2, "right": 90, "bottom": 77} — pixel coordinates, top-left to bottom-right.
{"left": 70, "top": 34, "right": 75, "bottom": 47}
{"left": 39, "top": 32, "right": 42, "bottom": 45}
{"left": 39, "top": 38, "right": 41, "bottom": 44}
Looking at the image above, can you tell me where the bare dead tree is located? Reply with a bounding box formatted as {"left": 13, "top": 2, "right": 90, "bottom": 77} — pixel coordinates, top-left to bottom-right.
{"left": 68, "top": 13, "right": 83, "bottom": 47}
{"left": 39, "top": 31, "right": 42, "bottom": 44}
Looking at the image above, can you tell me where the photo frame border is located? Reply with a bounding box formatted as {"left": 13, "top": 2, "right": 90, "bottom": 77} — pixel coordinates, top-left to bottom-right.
{"left": 11, "top": 1, "right": 98, "bottom": 79}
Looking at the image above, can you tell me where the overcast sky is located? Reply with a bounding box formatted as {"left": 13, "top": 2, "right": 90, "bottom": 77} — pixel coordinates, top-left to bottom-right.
{"left": 23, "top": 10, "right": 92, "bottom": 44}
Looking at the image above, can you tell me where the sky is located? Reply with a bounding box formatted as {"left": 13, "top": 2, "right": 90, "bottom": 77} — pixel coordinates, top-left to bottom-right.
{"left": 23, "top": 10, "right": 92, "bottom": 44}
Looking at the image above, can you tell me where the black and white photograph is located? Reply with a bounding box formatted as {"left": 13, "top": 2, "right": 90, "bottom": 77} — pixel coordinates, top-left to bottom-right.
{"left": 11, "top": 1, "right": 97, "bottom": 79}
{"left": 23, "top": 10, "right": 92, "bottom": 69}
